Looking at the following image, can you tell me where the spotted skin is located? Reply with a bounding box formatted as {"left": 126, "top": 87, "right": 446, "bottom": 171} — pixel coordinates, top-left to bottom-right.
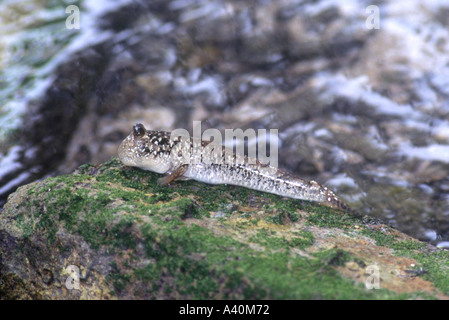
{"left": 118, "top": 123, "right": 353, "bottom": 212}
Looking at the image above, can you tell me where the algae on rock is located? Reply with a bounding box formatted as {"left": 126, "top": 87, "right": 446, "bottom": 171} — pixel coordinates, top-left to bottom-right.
{"left": 0, "top": 158, "right": 448, "bottom": 299}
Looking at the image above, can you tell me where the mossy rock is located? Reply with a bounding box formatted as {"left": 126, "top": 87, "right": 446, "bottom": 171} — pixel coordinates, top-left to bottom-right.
{"left": 0, "top": 158, "right": 448, "bottom": 299}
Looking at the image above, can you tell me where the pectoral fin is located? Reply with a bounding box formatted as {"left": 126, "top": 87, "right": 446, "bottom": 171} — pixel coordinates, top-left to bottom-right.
{"left": 157, "top": 164, "right": 189, "bottom": 186}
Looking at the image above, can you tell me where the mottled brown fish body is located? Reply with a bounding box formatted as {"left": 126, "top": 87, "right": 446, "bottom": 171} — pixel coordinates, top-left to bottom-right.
{"left": 119, "top": 123, "right": 352, "bottom": 212}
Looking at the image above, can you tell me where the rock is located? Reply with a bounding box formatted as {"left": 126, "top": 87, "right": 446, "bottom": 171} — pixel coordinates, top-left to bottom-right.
{"left": 1, "top": 159, "right": 448, "bottom": 299}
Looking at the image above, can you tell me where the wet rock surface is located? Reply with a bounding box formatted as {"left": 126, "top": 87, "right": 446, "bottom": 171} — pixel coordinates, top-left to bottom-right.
{"left": 1, "top": 159, "right": 448, "bottom": 299}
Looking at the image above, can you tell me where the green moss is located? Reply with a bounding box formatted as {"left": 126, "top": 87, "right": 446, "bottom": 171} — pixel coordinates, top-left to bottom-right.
{"left": 264, "top": 210, "right": 300, "bottom": 225}
{"left": 305, "top": 204, "right": 361, "bottom": 229}
{"left": 291, "top": 230, "right": 315, "bottom": 249}
{"left": 108, "top": 261, "right": 132, "bottom": 293}
{"left": 414, "top": 250, "right": 449, "bottom": 295}
{"left": 133, "top": 223, "right": 377, "bottom": 299}
{"left": 360, "top": 228, "right": 397, "bottom": 247}
{"left": 390, "top": 240, "right": 426, "bottom": 252}
{"left": 361, "top": 228, "right": 424, "bottom": 254}
{"left": 5, "top": 158, "right": 447, "bottom": 299}
{"left": 314, "top": 248, "right": 354, "bottom": 267}
{"left": 247, "top": 228, "right": 313, "bottom": 251}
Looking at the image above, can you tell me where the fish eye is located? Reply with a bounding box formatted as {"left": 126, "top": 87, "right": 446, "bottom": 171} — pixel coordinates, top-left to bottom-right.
{"left": 133, "top": 123, "right": 146, "bottom": 137}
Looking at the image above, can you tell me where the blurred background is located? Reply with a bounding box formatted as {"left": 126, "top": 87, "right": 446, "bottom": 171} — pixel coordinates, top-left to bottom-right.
{"left": 1, "top": 0, "right": 449, "bottom": 246}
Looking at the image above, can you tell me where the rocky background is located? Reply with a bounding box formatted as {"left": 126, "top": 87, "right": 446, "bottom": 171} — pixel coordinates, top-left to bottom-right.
{"left": 1, "top": 0, "right": 449, "bottom": 246}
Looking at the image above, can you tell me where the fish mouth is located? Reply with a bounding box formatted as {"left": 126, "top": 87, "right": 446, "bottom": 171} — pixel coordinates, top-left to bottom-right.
{"left": 118, "top": 134, "right": 137, "bottom": 166}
